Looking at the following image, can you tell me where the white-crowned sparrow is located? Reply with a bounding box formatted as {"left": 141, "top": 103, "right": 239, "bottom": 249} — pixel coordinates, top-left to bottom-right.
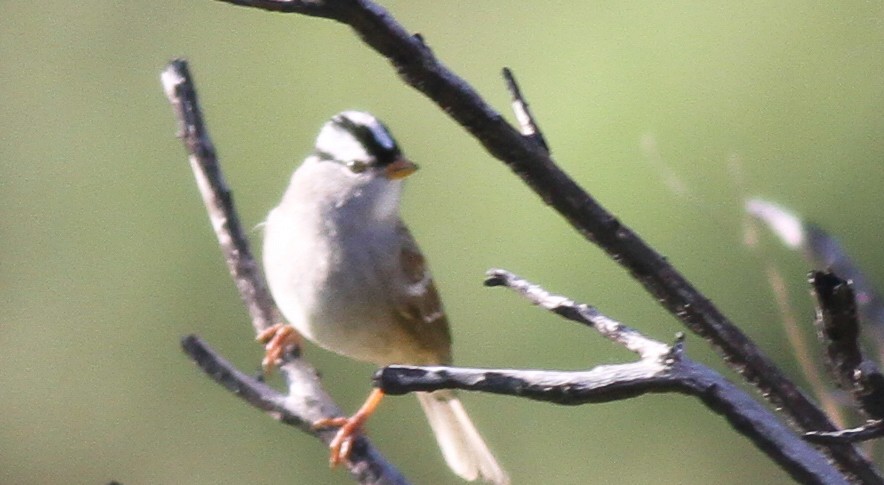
{"left": 261, "top": 111, "right": 508, "bottom": 484}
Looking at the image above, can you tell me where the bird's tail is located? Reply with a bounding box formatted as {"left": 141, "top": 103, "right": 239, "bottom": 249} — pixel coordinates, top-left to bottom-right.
{"left": 416, "top": 390, "right": 509, "bottom": 485}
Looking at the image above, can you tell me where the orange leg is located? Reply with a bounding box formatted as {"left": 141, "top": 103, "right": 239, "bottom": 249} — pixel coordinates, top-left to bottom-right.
{"left": 314, "top": 388, "right": 386, "bottom": 466}
{"left": 256, "top": 323, "right": 301, "bottom": 373}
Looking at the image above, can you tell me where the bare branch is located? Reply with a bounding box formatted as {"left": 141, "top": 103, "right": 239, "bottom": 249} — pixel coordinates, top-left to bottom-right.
{"left": 180, "top": 335, "right": 407, "bottom": 484}
{"left": 807, "top": 420, "right": 884, "bottom": 444}
{"left": 203, "top": 2, "right": 881, "bottom": 480}
{"left": 377, "top": 270, "right": 849, "bottom": 485}
{"left": 747, "top": 199, "right": 884, "bottom": 343}
{"left": 810, "top": 271, "right": 884, "bottom": 419}
{"left": 210, "top": 0, "right": 337, "bottom": 16}
{"left": 484, "top": 269, "right": 673, "bottom": 360}
{"left": 376, "top": 363, "right": 848, "bottom": 485}
{"left": 161, "top": 59, "right": 279, "bottom": 336}
{"left": 180, "top": 334, "right": 313, "bottom": 429}
{"left": 162, "top": 59, "right": 410, "bottom": 485}
{"left": 377, "top": 363, "right": 678, "bottom": 405}
{"left": 501, "top": 68, "right": 548, "bottom": 153}
{"left": 805, "top": 224, "right": 884, "bottom": 330}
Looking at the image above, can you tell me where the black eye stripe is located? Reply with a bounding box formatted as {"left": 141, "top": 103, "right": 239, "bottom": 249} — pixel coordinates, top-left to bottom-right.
{"left": 331, "top": 115, "right": 401, "bottom": 167}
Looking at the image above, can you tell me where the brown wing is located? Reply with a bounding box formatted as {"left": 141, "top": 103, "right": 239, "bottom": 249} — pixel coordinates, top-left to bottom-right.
{"left": 391, "top": 221, "right": 453, "bottom": 365}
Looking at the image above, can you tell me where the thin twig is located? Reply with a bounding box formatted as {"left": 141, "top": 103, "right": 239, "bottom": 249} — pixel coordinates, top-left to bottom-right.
{"left": 181, "top": 335, "right": 315, "bottom": 429}
{"left": 377, "top": 362, "right": 677, "bottom": 404}
{"left": 211, "top": 0, "right": 337, "bottom": 16}
{"left": 762, "top": 262, "right": 846, "bottom": 428}
{"left": 162, "top": 58, "right": 410, "bottom": 485}
{"left": 501, "top": 68, "right": 548, "bottom": 153}
{"left": 180, "top": 335, "right": 405, "bottom": 484}
{"left": 376, "top": 269, "right": 849, "bottom": 485}
{"left": 807, "top": 420, "right": 884, "bottom": 444}
{"left": 810, "top": 271, "right": 884, "bottom": 419}
{"left": 484, "top": 269, "right": 672, "bottom": 360}
{"left": 747, "top": 198, "right": 884, "bottom": 360}
{"left": 204, "top": 2, "right": 879, "bottom": 480}
{"left": 805, "top": 224, "right": 884, "bottom": 364}
{"left": 161, "top": 59, "right": 279, "bottom": 336}
{"left": 806, "top": 225, "right": 884, "bottom": 330}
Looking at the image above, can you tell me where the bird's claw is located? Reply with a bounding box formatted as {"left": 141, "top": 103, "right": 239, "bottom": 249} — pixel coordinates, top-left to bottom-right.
{"left": 256, "top": 323, "right": 301, "bottom": 373}
{"left": 314, "top": 415, "right": 366, "bottom": 466}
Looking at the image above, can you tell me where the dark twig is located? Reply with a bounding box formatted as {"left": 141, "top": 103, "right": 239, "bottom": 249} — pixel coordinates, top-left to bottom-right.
{"left": 377, "top": 363, "right": 678, "bottom": 404}
{"left": 181, "top": 335, "right": 404, "bottom": 484}
{"left": 206, "top": 2, "right": 881, "bottom": 481}
{"left": 807, "top": 420, "right": 884, "bottom": 444}
{"left": 747, "top": 199, "right": 884, "bottom": 345}
{"left": 377, "top": 270, "right": 848, "bottom": 485}
{"left": 806, "top": 225, "right": 884, "bottom": 334}
{"left": 501, "top": 68, "right": 548, "bottom": 153}
{"left": 209, "top": 0, "right": 337, "bottom": 16}
{"left": 810, "top": 271, "right": 884, "bottom": 419}
{"left": 162, "top": 59, "right": 409, "bottom": 485}
{"left": 181, "top": 334, "right": 316, "bottom": 429}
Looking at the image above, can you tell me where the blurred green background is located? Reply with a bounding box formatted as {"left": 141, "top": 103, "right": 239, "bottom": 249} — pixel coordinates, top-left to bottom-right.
{"left": 2, "top": 2, "right": 883, "bottom": 484}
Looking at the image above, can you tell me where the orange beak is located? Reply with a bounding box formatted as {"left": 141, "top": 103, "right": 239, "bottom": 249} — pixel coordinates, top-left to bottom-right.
{"left": 384, "top": 157, "right": 419, "bottom": 180}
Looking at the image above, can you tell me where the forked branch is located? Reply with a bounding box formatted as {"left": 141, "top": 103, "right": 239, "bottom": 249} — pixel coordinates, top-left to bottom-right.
{"left": 377, "top": 270, "right": 847, "bottom": 485}
{"left": 162, "top": 59, "right": 409, "bottom": 485}
{"left": 207, "top": 1, "right": 881, "bottom": 481}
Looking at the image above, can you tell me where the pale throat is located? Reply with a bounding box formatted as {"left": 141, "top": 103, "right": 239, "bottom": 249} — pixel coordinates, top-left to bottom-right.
{"left": 369, "top": 180, "right": 402, "bottom": 222}
{"left": 324, "top": 177, "right": 402, "bottom": 233}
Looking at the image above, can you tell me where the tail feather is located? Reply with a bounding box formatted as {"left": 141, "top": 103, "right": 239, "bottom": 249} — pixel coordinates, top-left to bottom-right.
{"left": 416, "top": 391, "right": 509, "bottom": 485}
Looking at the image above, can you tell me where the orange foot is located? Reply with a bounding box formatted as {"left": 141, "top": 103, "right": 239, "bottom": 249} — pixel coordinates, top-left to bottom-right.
{"left": 256, "top": 323, "right": 301, "bottom": 373}
{"left": 314, "top": 388, "right": 386, "bottom": 466}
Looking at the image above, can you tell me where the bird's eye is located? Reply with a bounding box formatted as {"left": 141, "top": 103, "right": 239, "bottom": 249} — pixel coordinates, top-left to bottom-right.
{"left": 346, "top": 160, "right": 368, "bottom": 174}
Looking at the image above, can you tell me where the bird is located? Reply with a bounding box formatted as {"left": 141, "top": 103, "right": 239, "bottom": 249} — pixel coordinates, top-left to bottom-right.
{"left": 260, "top": 111, "right": 508, "bottom": 484}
